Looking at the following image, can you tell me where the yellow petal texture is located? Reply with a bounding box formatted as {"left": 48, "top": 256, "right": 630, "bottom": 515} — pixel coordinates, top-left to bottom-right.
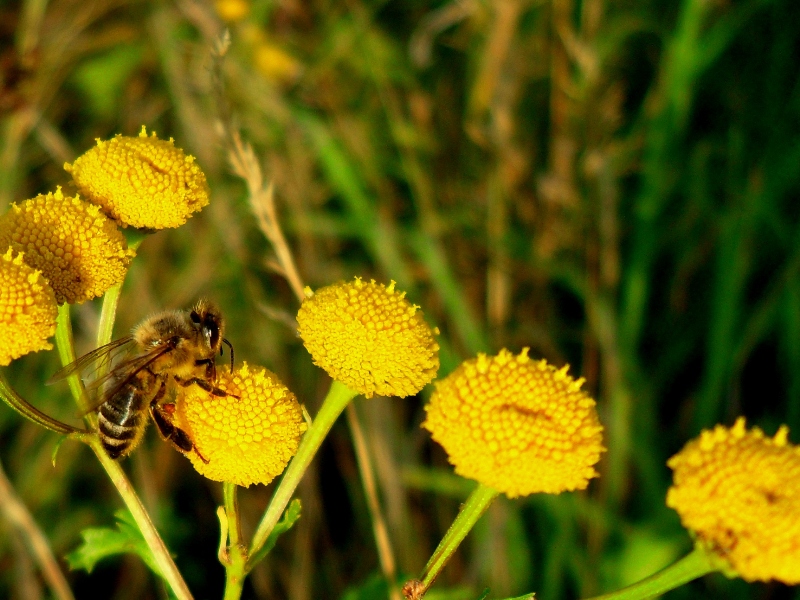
{"left": 0, "top": 249, "right": 57, "bottom": 365}
{"left": 176, "top": 362, "right": 307, "bottom": 487}
{"left": 296, "top": 278, "right": 440, "bottom": 398}
{"left": 423, "top": 349, "right": 605, "bottom": 498}
{"left": 0, "top": 189, "right": 135, "bottom": 304}
{"left": 64, "top": 126, "right": 209, "bottom": 229}
{"left": 666, "top": 417, "right": 800, "bottom": 584}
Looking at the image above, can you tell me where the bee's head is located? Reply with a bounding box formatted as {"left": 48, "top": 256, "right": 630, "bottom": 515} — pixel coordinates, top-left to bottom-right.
{"left": 190, "top": 299, "right": 235, "bottom": 369}
{"left": 190, "top": 299, "right": 223, "bottom": 352}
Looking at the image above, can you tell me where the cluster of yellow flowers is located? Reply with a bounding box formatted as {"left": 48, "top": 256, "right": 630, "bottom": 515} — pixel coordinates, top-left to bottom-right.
{"left": 0, "top": 127, "right": 208, "bottom": 365}
{"left": 0, "top": 128, "right": 315, "bottom": 490}
{"left": 5, "top": 128, "right": 798, "bottom": 589}
{"left": 212, "top": 0, "right": 302, "bottom": 85}
{"left": 298, "top": 277, "right": 800, "bottom": 585}
{"left": 0, "top": 129, "right": 313, "bottom": 490}
{"left": 296, "top": 278, "right": 604, "bottom": 497}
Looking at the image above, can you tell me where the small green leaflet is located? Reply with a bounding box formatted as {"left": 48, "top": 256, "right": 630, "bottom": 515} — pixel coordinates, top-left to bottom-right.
{"left": 247, "top": 499, "right": 302, "bottom": 571}
{"left": 51, "top": 436, "right": 67, "bottom": 467}
{"left": 66, "top": 509, "right": 162, "bottom": 578}
{"left": 477, "top": 590, "right": 536, "bottom": 600}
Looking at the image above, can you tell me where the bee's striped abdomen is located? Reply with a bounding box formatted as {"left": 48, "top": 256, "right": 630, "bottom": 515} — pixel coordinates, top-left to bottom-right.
{"left": 97, "top": 374, "right": 152, "bottom": 459}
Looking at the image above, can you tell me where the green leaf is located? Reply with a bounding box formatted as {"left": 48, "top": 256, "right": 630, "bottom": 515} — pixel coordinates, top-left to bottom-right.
{"left": 51, "top": 436, "right": 67, "bottom": 467}
{"left": 247, "top": 499, "right": 302, "bottom": 570}
{"left": 66, "top": 509, "right": 162, "bottom": 577}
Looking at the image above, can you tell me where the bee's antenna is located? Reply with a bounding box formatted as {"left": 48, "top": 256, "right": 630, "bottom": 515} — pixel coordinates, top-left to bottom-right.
{"left": 222, "top": 338, "right": 235, "bottom": 370}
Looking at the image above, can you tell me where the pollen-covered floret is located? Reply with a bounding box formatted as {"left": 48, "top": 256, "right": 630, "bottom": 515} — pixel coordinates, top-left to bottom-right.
{"left": 296, "top": 278, "right": 440, "bottom": 398}
{"left": 176, "top": 363, "right": 306, "bottom": 487}
{"left": 0, "top": 188, "right": 135, "bottom": 304}
{"left": 0, "top": 249, "right": 57, "bottom": 365}
{"left": 667, "top": 418, "right": 800, "bottom": 584}
{"left": 423, "top": 349, "right": 605, "bottom": 498}
{"left": 64, "top": 126, "right": 209, "bottom": 229}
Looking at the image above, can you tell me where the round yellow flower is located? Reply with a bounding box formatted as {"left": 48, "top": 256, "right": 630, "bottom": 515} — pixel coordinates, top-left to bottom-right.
{"left": 0, "top": 188, "right": 135, "bottom": 304}
{"left": 63, "top": 126, "right": 209, "bottom": 229}
{"left": 423, "top": 349, "right": 604, "bottom": 498}
{"left": 296, "top": 278, "right": 440, "bottom": 398}
{"left": 667, "top": 418, "right": 800, "bottom": 584}
{"left": 0, "top": 249, "right": 57, "bottom": 365}
{"left": 176, "top": 363, "right": 307, "bottom": 487}
{"left": 215, "top": 0, "right": 249, "bottom": 22}
{"left": 254, "top": 42, "right": 302, "bottom": 84}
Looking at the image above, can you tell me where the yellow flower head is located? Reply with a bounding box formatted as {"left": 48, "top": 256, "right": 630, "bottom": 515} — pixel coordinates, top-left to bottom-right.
{"left": 296, "top": 278, "right": 440, "bottom": 398}
{"left": 666, "top": 417, "right": 800, "bottom": 584}
{"left": 0, "top": 249, "right": 57, "bottom": 365}
{"left": 176, "top": 362, "right": 306, "bottom": 487}
{"left": 423, "top": 349, "right": 605, "bottom": 498}
{"left": 215, "top": 0, "right": 249, "bottom": 22}
{"left": 254, "top": 42, "right": 302, "bottom": 84}
{"left": 0, "top": 188, "right": 135, "bottom": 304}
{"left": 64, "top": 126, "right": 209, "bottom": 229}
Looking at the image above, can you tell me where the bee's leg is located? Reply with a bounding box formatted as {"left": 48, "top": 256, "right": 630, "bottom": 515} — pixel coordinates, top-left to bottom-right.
{"left": 194, "top": 357, "right": 216, "bottom": 382}
{"left": 177, "top": 376, "right": 240, "bottom": 399}
{"left": 149, "top": 400, "right": 209, "bottom": 463}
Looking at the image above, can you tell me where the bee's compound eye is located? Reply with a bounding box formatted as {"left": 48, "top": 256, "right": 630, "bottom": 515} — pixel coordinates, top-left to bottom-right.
{"left": 203, "top": 315, "right": 220, "bottom": 349}
{"left": 190, "top": 311, "right": 201, "bottom": 324}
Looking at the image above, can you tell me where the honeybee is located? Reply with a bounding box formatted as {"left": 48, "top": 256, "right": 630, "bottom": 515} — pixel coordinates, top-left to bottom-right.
{"left": 49, "top": 300, "right": 236, "bottom": 461}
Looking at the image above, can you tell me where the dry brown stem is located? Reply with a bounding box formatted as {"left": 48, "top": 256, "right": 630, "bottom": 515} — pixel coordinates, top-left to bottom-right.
{"left": 0, "top": 459, "right": 75, "bottom": 600}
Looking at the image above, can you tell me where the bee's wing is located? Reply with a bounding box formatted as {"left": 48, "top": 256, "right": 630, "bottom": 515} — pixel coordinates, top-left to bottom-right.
{"left": 76, "top": 343, "right": 176, "bottom": 417}
{"left": 46, "top": 336, "right": 135, "bottom": 386}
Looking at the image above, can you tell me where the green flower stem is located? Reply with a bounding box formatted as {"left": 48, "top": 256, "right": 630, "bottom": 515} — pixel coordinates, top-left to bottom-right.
{"left": 223, "top": 482, "right": 247, "bottom": 600}
{"left": 0, "top": 370, "right": 85, "bottom": 435}
{"left": 417, "top": 483, "right": 499, "bottom": 594}
{"left": 582, "top": 546, "right": 718, "bottom": 600}
{"left": 247, "top": 379, "right": 359, "bottom": 569}
{"left": 96, "top": 235, "right": 143, "bottom": 351}
{"left": 96, "top": 282, "right": 122, "bottom": 349}
{"left": 55, "top": 304, "right": 93, "bottom": 421}
{"left": 87, "top": 435, "right": 194, "bottom": 600}
{"left": 56, "top": 300, "right": 193, "bottom": 600}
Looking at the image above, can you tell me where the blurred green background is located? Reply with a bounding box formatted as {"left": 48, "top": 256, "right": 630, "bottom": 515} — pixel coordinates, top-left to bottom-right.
{"left": 1, "top": 0, "right": 799, "bottom": 598}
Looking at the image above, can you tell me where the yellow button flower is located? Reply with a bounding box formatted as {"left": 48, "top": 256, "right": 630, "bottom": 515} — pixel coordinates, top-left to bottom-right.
{"left": 254, "top": 42, "right": 302, "bottom": 84}
{"left": 64, "top": 126, "right": 209, "bottom": 229}
{"left": 215, "top": 0, "right": 249, "bottom": 21}
{"left": 0, "top": 189, "right": 135, "bottom": 304}
{"left": 0, "top": 249, "right": 57, "bottom": 365}
{"left": 667, "top": 418, "right": 800, "bottom": 584}
{"left": 423, "top": 349, "right": 605, "bottom": 498}
{"left": 176, "top": 363, "right": 307, "bottom": 487}
{"left": 296, "top": 278, "right": 440, "bottom": 398}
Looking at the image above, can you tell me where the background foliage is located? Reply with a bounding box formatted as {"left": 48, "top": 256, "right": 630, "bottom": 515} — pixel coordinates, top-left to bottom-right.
{"left": 1, "top": 0, "right": 799, "bottom": 598}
